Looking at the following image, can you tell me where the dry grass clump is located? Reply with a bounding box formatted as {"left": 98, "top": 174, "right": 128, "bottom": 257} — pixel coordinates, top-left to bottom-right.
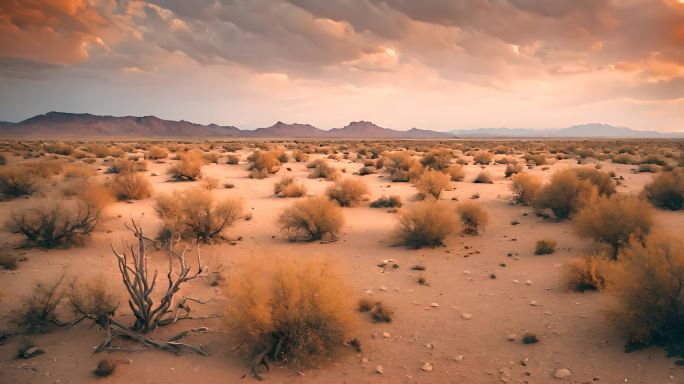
{"left": 147, "top": 146, "right": 168, "bottom": 160}
{"left": 155, "top": 187, "right": 244, "bottom": 242}
{"left": 504, "top": 162, "right": 524, "bottom": 178}
{"left": 370, "top": 195, "right": 402, "bottom": 208}
{"left": 326, "top": 178, "right": 369, "bottom": 207}
{"left": 574, "top": 194, "right": 654, "bottom": 257}
{"left": 278, "top": 196, "right": 344, "bottom": 241}
{"left": 416, "top": 169, "right": 451, "bottom": 199}
{"left": 473, "top": 171, "right": 493, "bottom": 184}
{"left": 456, "top": 201, "right": 489, "bottom": 235}
{"left": 94, "top": 359, "right": 116, "bottom": 377}
{"left": 87, "top": 144, "right": 111, "bottom": 158}
{"left": 510, "top": 173, "right": 542, "bottom": 205}
{"left": 421, "top": 149, "right": 452, "bottom": 171}
{"left": 111, "top": 172, "right": 152, "bottom": 200}
{"left": 107, "top": 158, "right": 147, "bottom": 174}
{"left": 641, "top": 169, "right": 684, "bottom": 210}
{"left": 8, "top": 199, "right": 100, "bottom": 248}
{"left": 0, "top": 167, "right": 37, "bottom": 197}
{"left": 574, "top": 167, "right": 616, "bottom": 196}
{"left": 78, "top": 181, "right": 116, "bottom": 211}
{"left": 11, "top": 276, "right": 64, "bottom": 333}
{"left": 167, "top": 150, "right": 205, "bottom": 181}
{"left": 42, "top": 142, "right": 74, "bottom": 155}
{"left": 63, "top": 163, "right": 97, "bottom": 179}
{"left": 273, "top": 176, "right": 306, "bottom": 198}
{"left": 247, "top": 150, "right": 281, "bottom": 178}
{"left": 447, "top": 164, "right": 465, "bottom": 181}
{"left": 224, "top": 257, "right": 355, "bottom": 372}
{"left": 472, "top": 151, "right": 493, "bottom": 165}
{"left": 563, "top": 253, "right": 611, "bottom": 292}
{"left": 534, "top": 239, "right": 557, "bottom": 255}
{"left": 308, "top": 159, "right": 340, "bottom": 181}
{"left": 394, "top": 201, "right": 457, "bottom": 248}
{"left": 534, "top": 169, "right": 596, "bottom": 219}
{"left": 292, "top": 149, "right": 309, "bottom": 162}
{"left": 609, "top": 234, "right": 684, "bottom": 354}
{"left": 66, "top": 278, "right": 118, "bottom": 323}
{"left": 384, "top": 152, "right": 422, "bottom": 182}
{"left": 523, "top": 153, "right": 547, "bottom": 166}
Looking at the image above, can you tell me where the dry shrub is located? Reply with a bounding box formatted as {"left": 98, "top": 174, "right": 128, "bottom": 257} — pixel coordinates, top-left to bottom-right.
{"left": 456, "top": 201, "right": 489, "bottom": 235}
{"left": 504, "top": 162, "right": 524, "bottom": 178}
{"left": 574, "top": 194, "right": 654, "bottom": 257}
{"left": 224, "top": 256, "right": 355, "bottom": 370}
{"left": 274, "top": 176, "right": 306, "bottom": 198}
{"left": 327, "top": 178, "right": 369, "bottom": 207}
{"left": 534, "top": 169, "right": 597, "bottom": 219}
{"left": 78, "top": 181, "right": 116, "bottom": 212}
{"left": 523, "top": 153, "right": 547, "bottom": 166}
{"left": 473, "top": 171, "right": 493, "bottom": 184}
{"left": 23, "top": 159, "right": 63, "bottom": 178}
{"left": 107, "top": 158, "right": 147, "bottom": 174}
{"left": 8, "top": 199, "right": 100, "bottom": 248}
{"left": 63, "top": 163, "right": 96, "bottom": 179}
{"left": 167, "top": 150, "right": 205, "bottom": 181}
{"left": 421, "top": 149, "right": 451, "bottom": 171}
{"left": 447, "top": 164, "right": 465, "bottom": 181}
{"left": 42, "top": 142, "right": 74, "bottom": 155}
{"left": 111, "top": 172, "right": 152, "bottom": 200}
{"left": 394, "top": 200, "right": 457, "bottom": 248}
{"left": 278, "top": 196, "right": 344, "bottom": 241}
{"left": 384, "top": 152, "right": 422, "bottom": 182}
{"left": 369, "top": 301, "right": 393, "bottom": 323}
{"left": 66, "top": 278, "right": 118, "bottom": 324}
{"left": 416, "top": 169, "right": 451, "bottom": 199}
{"left": 0, "top": 253, "right": 18, "bottom": 270}
{"left": 94, "top": 359, "right": 116, "bottom": 377}
{"left": 147, "top": 146, "right": 168, "bottom": 160}
{"left": 247, "top": 150, "right": 281, "bottom": 177}
{"left": 563, "top": 254, "right": 611, "bottom": 292}
{"left": 292, "top": 149, "right": 309, "bottom": 162}
{"left": 0, "top": 167, "right": 37, "bottom": 197}
{"left": 534, "top": 239, "right": 557, "bottom": 255}
{"left": 370, "top": 195, "right": 402, "bottom": 208}
{"left": 641, "top": 169, "right": 684, "bottom": 210}
{"left": 87, "top": 144, "right": 111, "bottom": 158}
{"left": 574, "top": 167, "right": 616, "bottom": 196}
{"left": 201, "top": 175, "right": 220, "bottom": 190}
{"left": 308, "top": 159, "right": 340, "bottom": 181}
{"left": 155, "top": 187, "right": 244, "bottom": 242}
{"left": 472, "top": 151, "right": 493, "bottom": 165}
{"left": 510, "top": 173, "right": 542, "bottom": 205}
{"left": 609, "top": 234, "right": 684, "bottom": 354}
{"left": 226, "top": 155, "right": 240, "bottom": 165}
{"left": 11, "top": 276, "right": 64, "bottom": 333}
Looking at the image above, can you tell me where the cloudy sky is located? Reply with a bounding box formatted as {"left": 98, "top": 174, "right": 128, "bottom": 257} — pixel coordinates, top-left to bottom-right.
{"left": 1, "top": 0, "right": 684, "bottom": 131}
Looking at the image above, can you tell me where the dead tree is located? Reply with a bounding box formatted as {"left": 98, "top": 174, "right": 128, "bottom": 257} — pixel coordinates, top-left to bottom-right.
{"left": 113, "top": 220, "right": 207, "bottom": 333}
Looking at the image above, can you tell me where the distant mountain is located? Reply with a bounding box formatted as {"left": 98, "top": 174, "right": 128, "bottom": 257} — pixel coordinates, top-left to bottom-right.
{"left": 449, "top": 123, "right": 684, "bottom": 138}
{"left": 0, "top": 112, "right": 454, "bottom": 139}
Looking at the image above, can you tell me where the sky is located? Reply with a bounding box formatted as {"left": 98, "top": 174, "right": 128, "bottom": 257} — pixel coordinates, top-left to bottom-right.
{"left": 1, "top": 0, "right": 684, "bottom": 132}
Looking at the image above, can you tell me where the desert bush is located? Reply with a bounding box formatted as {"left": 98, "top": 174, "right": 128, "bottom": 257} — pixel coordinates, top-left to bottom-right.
{"left": 308, "top": 159, "right": 340, "bottom": 181}
{"left": 563, "top": 253, "right": 611, "bottom": 292}
{"left": 167, "top": 150, "right": 205, "bottom": 181}
{"left": 147, "top": 146, "right": 168, "bottom": 160}
{"left": 78, "top": 181, "right": 116, "bottom": 211}
{"left": 609, "top": 234, "right": 684, "bottom": 354}
{"left": 226, "top": 155, "right": 240, "bottom": 164}
{"left": 0, "top": 253, "right": 18, "bottom": 270}
{"left": 23, "top": 159, "right": 63, "bottom": 178}
{"left": 155, "top": 187, "right": 244, "bottom": 242}
{"left": 394, "top": 201, "right": 457, "bottom": 248}
{"left": 87, "top": 144, "right": 111, "bottom": 158}
{"left": 574, "top": 167, "right": 616, "bottom": 196}
{"left": 107, "top": 158, "right": 147, "bottom": 174}
{"left": 473, "top": 171, "right": 493, "bottom": 184}
{"left": 292, "top": 149, "right": 309, "bottom": 162}
{"left": 447, "top": 164, "right": 465, "bottom": 181}
{"left": 111, "top": 172, "right": 152, "bottom": 200}
{"left": 278, "top": 196, "right": 344, "bottom": 241}
{"left": 201, "top": 175, "right": 220, "bottom": 190}
{"left": 574, "top": 194, "right": 654, "bottom": 257}
{"left": 203, "top": 151, "right": 220, "bottom": 164}
{"left": 534, "top": 169, "right": 597, "bottom": 219}
{"left": 504, "top": 162, "right": 524, "bottom": 178}
{"left": 384, "top": 152, "right": 422, "bottom": 182}
{"left": 8, "top": 199, "right": 100, "bottom": 248}
{"left": 63, "top": 163, "right": 96, "bottom": 179}
{"left": 66, "top": 278, "right": 118, "bottom": 324}
{"left": 421, "top": 149, "right": 451, "bottom": 171}
{"left": 247, "top": 150, "right": 281, "bottom": 177}
{"left": 274, "top": 176, "right": 306, "bottom": 198}
{"left": 370, "top": 195, "right": 402, "bottom": 208}
{"left": 326, "top": 178, "right": 369, "bottom": 207}
{"left": 416, "top": 169, "right": 451, "bottom": 199}
{"left": 641, "top": 169, "right": 684, "bottom": 210}
{"left": 224, "top": 256, "right": 355, "bottom": 374}
{"left": 534, "top": 239, "right": 557, "bottom": 255}
{"left": 456, "top": 201, "right": 489, "bottom": 235}
{"left": 357, "top": 166, "right": 376, "bottom": 176}
{"left": 523, "top": 153, "right": 547, "bottom": 166}
{"left": 11, "top": 276, "right": 64, "bottom": 333}
{"left": 42, "top": 142, "right": 74, "bottom": 156}
{"left": 510, "top": 173, "right": 542, "bottom": 205}
{"left": 0, "top": 167, "right": 37, "bottom": 197}
{"left": 94, "top": 359, "right": 116, "bottom": 377}
{"left": 0, "top": 154, "right": 6, "bottom": 165}
{"left": 472, "top": 151, "right": 493, "bottom": 165}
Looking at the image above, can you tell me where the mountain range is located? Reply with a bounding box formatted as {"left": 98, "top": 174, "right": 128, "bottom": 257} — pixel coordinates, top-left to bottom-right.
{"left": 0, "top": 112, "right": 682, "bottom": 139}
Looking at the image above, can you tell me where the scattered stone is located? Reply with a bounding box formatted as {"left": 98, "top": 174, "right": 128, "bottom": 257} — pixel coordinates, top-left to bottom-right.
{"left": 421, "top": 362, "right": 433, "bottom": 372}
{"left": 522, "top": 332, "right": 539, "bottom": 344}
{"left": 530, "top": 300, "right": 538, "bottom": 306}
{"left": 507, "top": 334, "right": 518, "bottom": 341}
{"left": 19, "top": 345, "right": 45, "bottom": 359}
{"left": 553, "top": 368, "right": 572, "bottom": 379}
{"left": 461, "top": 313, "right": 473, "bottom": 320}
{"left": 525, "top": 280, "right": 532, "bottom": 285}
{"left": 453, "top": 355, "right": 464, "bottom": 362}
{"left": 379, "top": 285, "right": 388, "bottom": 291}
{"left": 430, "top": 303, "right": 440, "bottom": 308}
{"left": 376, "top": 365, "right": 384, "bottom": 374}
{"left": 382, "top": 332, "right": 391, "bottom": 338}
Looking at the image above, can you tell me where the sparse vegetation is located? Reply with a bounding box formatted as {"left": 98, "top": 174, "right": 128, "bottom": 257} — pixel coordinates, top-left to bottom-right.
{"left": 168, "top": 150, "right": 205, "bottom": 181}
{"left": 641, "top": 169, "right": 684, "bottom": 210}
{"left": 563, "top": 253, "right": 611, "bottom": 292}
{"left": 534, "top": 239, "right": 557, "bottom": 255}
{"left": 416, "top": 169, "right": 451, "bottom": 199}
{"left": 308, "top": 159, "right": 340, "bottom": 181}
{"left": 456, "top": 201, "right": 489, "bottom": 235}
{"left": 326, "top": 178, "right": 369, "bottom": 206}
{"left": 370, "top": 195, "right": 402, "bottom": 208}
{"left": 274, "top": 176, "right": 306, "bottom": 198}
{"left": 111, "top": 172, "right": 153, "bottom": 200}
{"left": 394, "top": 201, "right": 457, "bottom": 248}
{"left": 534, "top": 169, "right": 596, "bottom": 219}
{"left": 278, "top": 196, "right": 344, "bottom": 241}
{"left": 510, "top": 173, "right": 542, "bottom": 205}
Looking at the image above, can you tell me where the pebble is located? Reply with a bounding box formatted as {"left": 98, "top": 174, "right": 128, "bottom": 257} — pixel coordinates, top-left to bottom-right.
{"left": 530, "top": 300, "right": 538, "bottom": 306}
{"left": 507, "top": 334, "right": 518, "bottom": 341}
{"left": 430, "top": 303, "right": 440, "bottom": 308}
{"left": 382, "top": 332, "right": 391, "bottom": 338}
{"left": 379, "top": 285, "right": 388, "bottom": 291}
{"left": 453, "top": 355, "right": 464, "bottom": 362}
{"left": 421, "top": 362, "right": 433, "bottom": 372}
{"left": 525, "top": 280, "right": 532, "bottom": 285}
{"left": 554, "top": 368, "right": 572, "bottom": 379}
{"left": 461, "top": 313, "right": 473, "bottom": 320}
{"left": 376, "top": 365, "right": 384, "bottom": 374}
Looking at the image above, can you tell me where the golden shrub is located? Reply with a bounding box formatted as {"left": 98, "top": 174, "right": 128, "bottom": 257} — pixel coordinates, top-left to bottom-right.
{"left": 278, "top": 196, "right": 344, "bottom": 241}
{"left": 394, "top": 200, "right": 457, "bottom": 248}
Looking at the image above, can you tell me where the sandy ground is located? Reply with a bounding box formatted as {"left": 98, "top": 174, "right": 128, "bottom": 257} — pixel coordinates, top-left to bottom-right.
{"left": 1, "top": 147, "right": 683, "bottom": 384}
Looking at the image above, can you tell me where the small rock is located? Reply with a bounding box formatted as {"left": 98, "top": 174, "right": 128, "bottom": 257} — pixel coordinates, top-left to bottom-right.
{"left": 525, "top": 280, "right": 532, "bottom": 285}
{"left": 453, "top": 355, "right": 463, "bottom": 362}
{"left": 430, "top": 303, "right": 440, "bottom": 308}
{"left": 421, "top": 362, "right": 433, "bottom": 372}
{"left": 461, "top": 313, "right": 473, "bottom": 320}
{"left": 382, "top": 332, "right": 391, "bottom": 338}
{"left": 553, "top": 368, "right": 572, "bottom": 379}
{"left": 507, "top": 334, "right": 518, "bottom": 341}
{"left": 379, "top": 285, "right": 388, "bottom": 291}
{"left": 376, "top": 365, "right": 384, "bottom": 374}
{"left": 530, "top": 300, "right": 538, "bottom": 306}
